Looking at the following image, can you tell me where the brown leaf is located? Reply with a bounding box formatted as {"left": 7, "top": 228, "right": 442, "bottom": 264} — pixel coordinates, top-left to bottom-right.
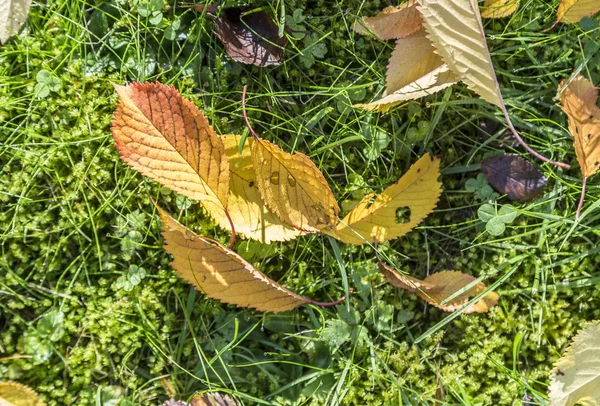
{"left": 191, "top": 392, "right": 240, "bottom": 406}
{"left": 480, "top": 0, "right": 520, "bottom": 19}
{"left": 159, "top": 207, "right": 310, "bottom": 313}
{"left": 353, "top": 0, "right": 422, "bottom": 40}
{"left": 481, "top": 154, "right": 548, "bottom": 202}
{"left": 251, "top": 138, "right": 339, "bottom": 233}
{"left": 378, "top": 260, "right": 499, "bottom": 313}
{"left": 111, "top": 82, "right": 230, "bottom": 209}
{"left": 212, "top": 7, "right": 288, "bottom": 67}
{"left": 558, "top": 75, "right": 600, "bottom": 178}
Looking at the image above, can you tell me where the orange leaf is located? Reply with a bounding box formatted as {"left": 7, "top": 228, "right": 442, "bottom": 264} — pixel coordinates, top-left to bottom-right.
{"left": 201, "top": 135, "right": 303, "bottom": 242}
{"left": 111, "top": 82, "right": 230, "bottom": 209}
{"left": 557, "top": 0, "right": 600, "bottom": 24}
{"left": 378, "top": 260, "right": 499, "bottom": 313}
{"left": 251, "top": 138, "right": 339, "bottom": 232}
{"left": 558, "top": 75, "right": 600, "bottom": 178}
{"left": 159, "top": 207, "right": 310, "bottom": 313}
{"left": 353, "top": 0, "right": 422, "bottom": 40}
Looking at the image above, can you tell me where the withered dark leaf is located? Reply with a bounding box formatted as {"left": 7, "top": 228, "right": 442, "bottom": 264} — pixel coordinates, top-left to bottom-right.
{"left": 212, "top": 7, "right": 288, "bottom": 67}
{"left": 481, "top": 154, "right": 548, "bottom": 202}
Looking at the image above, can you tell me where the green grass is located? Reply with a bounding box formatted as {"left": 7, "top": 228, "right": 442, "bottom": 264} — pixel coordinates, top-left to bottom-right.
{"left": 1, "top": 0, "right": 600, "bottom": 404}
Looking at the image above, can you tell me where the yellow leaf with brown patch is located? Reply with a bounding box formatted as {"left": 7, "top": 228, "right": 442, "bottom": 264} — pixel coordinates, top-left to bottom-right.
{"left": 159, "top": 207, "right": 310, "bottom": 313}
{"left": 353, "top": 0, "right": 422, "bottom": 40}
{"left": 558, "top": 75, "right": 600, "bottom": 178}
{"left": 111, "top": 82, "right": 230, "bottom": 209}
{"left": 201, "top": 135, "right": 302, "bottom": 243}
{"left": 557, "top": 0, "right": 600, "bottom": 24}
{"left": 379, "top": 261, "right": 499, "bottom": 313}
{"left": 480, "top": 0, "right": 520, "bottom": 19}
{"left": 324, "top": 154, "right": 441, "bottom": 245}
{"left": 0, "top": 381, "right": 46, "bottom": 406}
{"left": 251, "top": 138, "right": 339, "bottom": 232}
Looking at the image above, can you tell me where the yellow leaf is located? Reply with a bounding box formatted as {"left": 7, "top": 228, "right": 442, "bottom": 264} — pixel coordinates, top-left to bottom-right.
{"left": 558, "top": 75, "right": 600, "bottom": 178}
{"left": 0, "top": 381, "right": 46, "bottom": 406}
{"left": 557, "top": 0, "right": 600, "bottom": 24}
{"left": 354, "top": 0, "right": 422, "bottom": 40}
{"left": 548, "top": 321, "right": 600, "bottom": 406}
{"left": 201, "top": 135, "right": 302, "bottom": 243}
{"left": 480, "top": 0, "right": 520, "bottom": 19}
{"left": 159, "top": 207, "right": 309, "bottom": 313}
{"left": 418, "top": 0, "right": 503, "bottom": 107}
{"left": 355, "top": 29, "right": 458, "bottom": 112}
{"left": 325, "top": 154, "right": 441, "bottom": 245}
{"left": 111, "top": 82, "right": 230, "bottom": 209}
{"left": 378, "top": 261, "right": 499, "bottom": 313}
{"left": 250, "top": 138, "right": 339, "bottom": 232}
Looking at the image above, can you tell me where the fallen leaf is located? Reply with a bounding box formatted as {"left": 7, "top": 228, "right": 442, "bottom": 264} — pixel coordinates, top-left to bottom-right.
{"left": 191, "top": 392, "right": 240, "bottom": 406}
{"left": 159, "top": 207, "right": 310, "bottom": 313}
{"left": 355, "top": 29, "right": 458, "bottom": 112}
{"left": 111, "top": 82, "right": 230, "bottom": 210}
{"left": 418, "top": 0, "right": 502, "bottom": 107}
{"left": 0, "top": 381, "right": 46, "bottom": 406}
{"left": 558, "top": 75, "right": 600, "bottom": 179}
{"left": 480, "top": 0, "right": 520, "bottom": 19}
{"left": 0, "top": 0, "right": 31, "bottom": 44}
{"left": 548, "top": 321, "right": 600, "bottom": 406}
{"left": 325, "top": 154, "right": 441, "bottom": 245}
{"left": 378, "top": 260, "right": 499, "bottom": 313}
{"left": 251, "top": 138, "right": 339, "bottom": 232}
{"left": 353, "top": 0, "right": 422, "bottom": 40}
{"left": 212, "top": 7, "right": 288, "bottom": 67}
{"left": 557, "top": 0, "right": 600, "bottom": 24}
{"left": 201, "top": 135, "right": 302, "bottom": 242}
{"left": 481, "top": 154, "right": 548, "bottom": 202}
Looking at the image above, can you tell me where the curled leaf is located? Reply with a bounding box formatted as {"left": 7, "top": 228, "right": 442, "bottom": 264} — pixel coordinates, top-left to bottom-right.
{"left": 548, "top": 321, "right": 600, "bottom": 406}
{"left": 353, "top": 0, "right": 422, "bottom": 40}
{"left": 378, "top": 260, "right": 499, "bottom": 313}
{"left": 201, "top": 135, "right": 302, "bottom": 242}
{"left": 111, "top": 82, "right": 230, "bottom": 209}
{"left": 0, "top": 0, "right": 31, "bottom": 44}
{"left": 0, "top": 381, "right": 46, "bottom": 406}
{"left": 159, "top": 207, "right": 310, "bottom": 313}
{"left": 212, "top": 7, "right": 288, "bottom": 67}
{"left": 480, "top": 0, "right": 520, "bottom": 19}
{"left": 556, "top": 0, "right": 600, "bottom": 24}
{"left": 251, "top": 138, "right": 339, "bottom": 232}
{"left": 481, "top": 154, "right": 548, "bottom": 202}
{"left": 325, "top": 154, "right": 441, "bottom": 245}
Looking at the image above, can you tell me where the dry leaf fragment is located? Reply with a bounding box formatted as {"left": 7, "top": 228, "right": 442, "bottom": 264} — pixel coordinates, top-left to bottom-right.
{"left": 201, "top": 135, "right": 302, "bottom": 243}
{"left": 212, "top": 7, "right": 288, "bottom": 67}
{"left": 159, "top": 208, "right": 343, "bottom": 313}
{"left": 548, "top": 321, "right": 600, "bottom": 406}
{"left": 0, "top": 0, "right": 31, "bottom": 44}
{"left": 378, "top": 261, "right": 499, "bottom": 313}
{"left": 557, "top": 0, "right": 600, "bottom": 24}
{"left": 191, "top": 392, "right": 240, "bottom": 406}
{"left": 480, "top": 0, "right": 520, "bottom": 19}
{"left": 325, "top": 154, "right": 441, "bottom": 245}
{"left": 353, "top": 0, "right": 422, "bottom": 40}
{"left": 251, "top": 138, "right": 339, "bottom": 233}
{"left": 481, "top": 154, "right": 548, "bottom": 202}
{"left": 0, "top": 381, "right": 46, "bottom": 406}
{"left": 111, "top": 82, "right": 230, "bottom": 209}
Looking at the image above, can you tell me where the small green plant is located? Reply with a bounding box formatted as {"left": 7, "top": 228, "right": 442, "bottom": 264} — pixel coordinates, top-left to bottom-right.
{"left": 34, "top": 70, "right": 61, "bottom": 98}
{"left": 22, "top": 310, "right": 65, "bottom": 364}
{"left": 114, "top": 265, "right": 147, "bottom": 291}
{"left": 477, "top": 203, "right": 518, "bottom": 236}
{"left": 300, "top": 33, "right": 327, "bottom": 68}
{"left": 466, "top": 173, "right": 499, "bottom": 201}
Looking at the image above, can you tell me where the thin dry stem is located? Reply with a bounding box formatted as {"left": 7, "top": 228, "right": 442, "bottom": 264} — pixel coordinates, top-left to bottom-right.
{"left": 576, "top": 176, "right": 588, "bottom": 221}
{"left": 242, "top": 85, "right": 260, "bottom": 140}
{"left": 305, "top": 289, "right": 354, "bottom": 307}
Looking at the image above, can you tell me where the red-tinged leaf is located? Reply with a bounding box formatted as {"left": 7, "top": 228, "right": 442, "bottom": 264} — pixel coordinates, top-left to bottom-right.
{"left": 481, "top": 154, "right": 548, "bottom": 202}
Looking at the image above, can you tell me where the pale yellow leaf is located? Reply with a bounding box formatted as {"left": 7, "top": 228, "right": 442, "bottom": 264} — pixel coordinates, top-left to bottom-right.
{"left": 480, "top": 0, "right": 520, "bottom": 19}
{"left": 159, "top": 207, "right": 309, "bottom": 313}
{"left": 0, "top": 0, "right": 31, "bottom": 44}
{"left": 557, "top": 0, "right": 600, "bottom": 24}
{"left": 548, "top": 321, "right": 600, "bottom": 406}
{"left": 418, "top": 0, "right": 503, "bottom": 107}
{"left": 201, "top": 135, "right": 302, "bottom": 243}
{"left": 324, "top": 154, "right": 441, "bottom": 245}
{"left": 111, "top": 82, "right": 230, "bottom": 209}
{"left": 0, "top": 381, "right": 46, "bottom": 406}
{"left": 379, "top": 262, "right": 499, "bottom": 313}
{"left": 354, "top": 0, "right": 422, "bottom": 40}
{"left": 251, "top": 138, "right": 339, "bottom": 232}
{"left": 558, "top": 75, "right": 600, "bottom": 178}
